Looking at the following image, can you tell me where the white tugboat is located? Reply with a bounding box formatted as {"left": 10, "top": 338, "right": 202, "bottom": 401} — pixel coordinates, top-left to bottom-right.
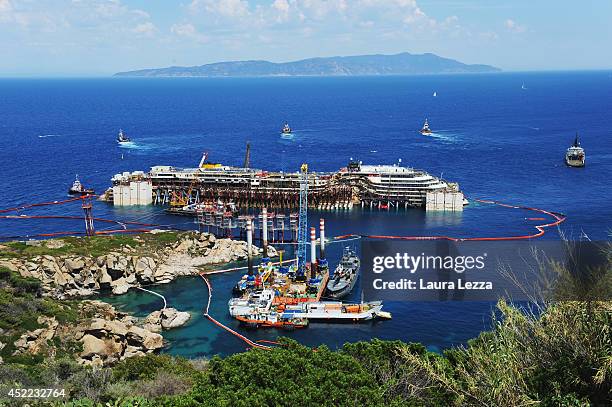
{"left": 565, "top": 133, "right": 585, "bottom": 168}
{"left": 116, "top": 129, "right": 132, "bottom": 144}
{"left": 68, "top": 175, "right": 94, "bottom": 195}
{"left": 281, "top": 123, "right": 292, "bottom": 135}
{"left": 420, "top": 118, "right": 432, "bottom": 135}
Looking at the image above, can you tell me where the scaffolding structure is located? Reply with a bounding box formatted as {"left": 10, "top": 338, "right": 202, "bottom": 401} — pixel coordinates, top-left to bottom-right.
{"left": 296, "top": 164, "right": 309, "bottom": 278}
{"left": 81, "top": 197, "right": 95, "bottom": 236}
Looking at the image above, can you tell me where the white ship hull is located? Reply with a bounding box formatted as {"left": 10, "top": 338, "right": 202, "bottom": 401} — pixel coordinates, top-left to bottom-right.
{"left": 284, "top": 301, "right": 384, "bottom": 321}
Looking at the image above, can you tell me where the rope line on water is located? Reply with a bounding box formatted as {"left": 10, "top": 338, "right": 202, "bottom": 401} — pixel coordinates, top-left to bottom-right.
{"left": 199, "top": 273, "right": 271, "bottom": 350}
{"left": 363, "top": 198, "right": 566, "bottom": 241}
{"left": 0, "top": 195, "right": 92, "bottom": 214}
{"left": 134, "top": 286, "right": 167, "bottom": 309}
{"left": 0, "top": 197, "right": 565, "bottom": 242}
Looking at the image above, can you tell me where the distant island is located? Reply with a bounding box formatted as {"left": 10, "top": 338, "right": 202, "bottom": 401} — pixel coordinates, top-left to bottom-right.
{"left": 114, "top": 52, "right": 500, "bottom": 77}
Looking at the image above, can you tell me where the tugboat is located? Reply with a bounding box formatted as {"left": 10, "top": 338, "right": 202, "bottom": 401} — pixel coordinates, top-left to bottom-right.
{"left": 281, "top": 123, "right": 292, "bottom": 135}
{"left": 68, "top": 175, "right": 95, "bottom": 195}
{"left": 116, "top": 129, "right": 131, "bottom": 143}
{"left": 565, "top": 133, "right": 585, "bottom": 168}
{"left": 326, "top": 247, "right": 360, "bottom": 299}
{"left": 420, "top": 119, "right": 432, "bottom": 135}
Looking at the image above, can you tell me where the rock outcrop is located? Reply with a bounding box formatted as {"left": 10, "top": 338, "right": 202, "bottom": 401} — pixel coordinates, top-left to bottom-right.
{"left": 143, "top": 308, "right": 191, "bottom": 332}
{"left": 2, "top": 232, "right": 275, "bottom": 299}
{"left": 11, "top": 300, "right": 164, "bottom": 367}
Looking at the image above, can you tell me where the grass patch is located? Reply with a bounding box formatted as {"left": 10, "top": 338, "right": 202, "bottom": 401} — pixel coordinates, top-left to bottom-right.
{"left": 1, "top": 231, "right": 186, "bottom": 260}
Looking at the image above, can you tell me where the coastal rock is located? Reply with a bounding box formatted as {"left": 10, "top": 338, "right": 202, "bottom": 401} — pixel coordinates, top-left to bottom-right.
{"left": 74, "top": 301, "right": 165, "bottom": 365}
{"left": 64, "top": 258, "right": 85, "bottom": 272}
{"left": 53, "top": 271, "right": 71, "bottom": 286}
{"left": 110, "top": 278, "right": 131, "bottom": 295}
{"left": 80, "top": 334, "right": 107, "bottom": 358}
{"left": 87, "top": 318, "right": 129, "bottom": 337}
{"left": 144, "top": 308, "right": 191, "bottom": 330}
{"left": 122, "top": 345, "right": 146, "bottom": 360}
{"left": 161, "top": 308, "right": 191, "bottom": 329}
{"left": 126, "top": 326, "right": 163, "bottom": 351}
{"left": 97, "top": 267, "right": 113, "bottom": 286}
{"left": 80, "top": 334, "right": 124, "bottom": 361}
{"left": 105, "top": 253, "right": 130, "bottom": 279}
{"left": 80, "top": 300, "right": 117, "bottom": 319}
{"left": 135, "top": 257, "right": 156, "bottom": 283}
{"left": 4, "top": 232, "right": 280, "bottom": 299}
{"left": 12, "top": 317, "right": 58, "bottom": 356}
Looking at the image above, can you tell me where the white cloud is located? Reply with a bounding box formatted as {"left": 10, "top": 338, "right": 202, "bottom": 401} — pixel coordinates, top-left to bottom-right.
{"left": 133, "top": 21, "right": 156, "bottom": 37}
{"left": 0, "top": 0, "right": 13, "bottom": 23}
{"left": 171, "top": 22, "right": 209, "bottom": 43}
{"left": 272, "top": 0, "right": 289, "bottom": 13}
{"left": 271, "top": 0, "right": 290, "bottom": 21}
{"left": 505, "top": 19, "right": 526, "bottom": 33}
{"left": 189, "top": 0, "right": 250, "bottom": 17}
{"left": 0, "top": 0, "right": 12, "bottom": 13}
{"left": 299, "top": 0, "right": 348, "bottom": 19}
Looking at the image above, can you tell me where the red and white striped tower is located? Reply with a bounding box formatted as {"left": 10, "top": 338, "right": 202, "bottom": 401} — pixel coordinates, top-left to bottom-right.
{"left": 319, "top": 218, "right": 326, "bottom": 261}
{"left": 310, "top": 227, "right": 317, "bottom": 279}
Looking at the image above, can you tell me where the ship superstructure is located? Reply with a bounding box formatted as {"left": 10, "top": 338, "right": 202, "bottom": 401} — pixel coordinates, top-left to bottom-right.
{"left": 104, "top": 153, "right": 464, "bottom": 211}
{"left": 337, "top": 161, "right": 461, "bottom": 209}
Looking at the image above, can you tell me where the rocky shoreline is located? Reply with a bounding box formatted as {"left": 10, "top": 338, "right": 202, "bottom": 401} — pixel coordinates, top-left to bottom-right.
{"left": 11, "top": 300, "right": 168, "bottom": 367}
{"left": 0, "top": 231, "right": 275, "bottom": 367}
{"left": 0, "top": 230, "right": 275, "bottom": 299}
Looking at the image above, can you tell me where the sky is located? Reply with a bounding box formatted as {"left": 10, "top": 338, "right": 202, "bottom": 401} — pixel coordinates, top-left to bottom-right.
{"left": 0, "top": 0, "right": 611, "bottom": 76}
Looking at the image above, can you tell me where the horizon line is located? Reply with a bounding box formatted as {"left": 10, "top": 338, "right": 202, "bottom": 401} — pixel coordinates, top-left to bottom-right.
{"left": 1, "top": 68, "right": 612, "bottom": 79}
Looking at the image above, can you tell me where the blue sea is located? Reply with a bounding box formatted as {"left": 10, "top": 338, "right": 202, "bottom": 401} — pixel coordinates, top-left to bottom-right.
{"left": 0, "top": 72, "right": 610, "bottom": 357}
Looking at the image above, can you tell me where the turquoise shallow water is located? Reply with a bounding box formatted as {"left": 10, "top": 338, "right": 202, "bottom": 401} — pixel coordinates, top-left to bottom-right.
{"left": 1, "top": 72, "right": 611, "bottom": 356}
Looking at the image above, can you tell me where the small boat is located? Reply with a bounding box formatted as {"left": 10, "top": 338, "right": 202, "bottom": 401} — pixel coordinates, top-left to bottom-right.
{"left": 326, "top": 247, "right": 360, "bottom": 299}
{"left": 235, "top": 311, "right": 308, "bottom": 329}
{"left": 420, "top": 119, "right": 433, "bottom": 135}
{"left": 565, "top": 133, "right": 585, "bottom": 167}
{"left": 521, "top": 83, "right": 527, "bottom": 90}
{"left": 433, "top": 91, "right": 437, "bottom": 97}
{"left": 281, "top": 123, "right": 292, "bottom": 135}
{"left": 68, "top": 175, "right": 94, "bottom": 195}
{"left": 116, "top": 129, "right": 131, "bottom": 143}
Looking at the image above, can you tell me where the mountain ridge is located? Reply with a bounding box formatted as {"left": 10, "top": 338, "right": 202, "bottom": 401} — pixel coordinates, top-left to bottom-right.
{"left": 114, "top": 52, "right": 500, "bottom": 77}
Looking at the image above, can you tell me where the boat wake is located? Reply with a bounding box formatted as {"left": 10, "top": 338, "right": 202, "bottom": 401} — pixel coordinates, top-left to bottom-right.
{"left": 425, "top": 131, "right": 458, "bottom": 142}
{"left": 280, "top": 133, "right": 296, "bottom": 142}
{"left": 117, "top": 141, "right": 140, "bottom": 149}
